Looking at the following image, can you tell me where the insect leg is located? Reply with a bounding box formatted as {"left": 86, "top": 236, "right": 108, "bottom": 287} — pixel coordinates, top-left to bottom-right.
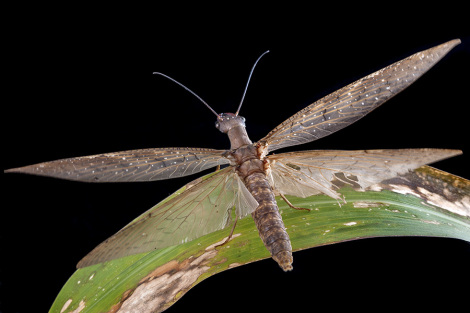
{"left": 280, "top": 194, "right": 312, "bottom": 212}
{"left": 214, "top": 215, "right": 239, "bottom": 248}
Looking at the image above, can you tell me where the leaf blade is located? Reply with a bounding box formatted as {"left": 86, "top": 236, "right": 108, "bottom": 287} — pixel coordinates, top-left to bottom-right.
{"left": 50, "top": 166, "right": 469, "bottom": 313}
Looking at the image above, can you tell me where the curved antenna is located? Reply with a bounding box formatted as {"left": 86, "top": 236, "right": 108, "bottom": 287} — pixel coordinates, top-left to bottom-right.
{"left": 153, "top": 72, "right": 220, "bottom": 118}
{"left": 235, "top": 50, "right": 270, "bottom": 116}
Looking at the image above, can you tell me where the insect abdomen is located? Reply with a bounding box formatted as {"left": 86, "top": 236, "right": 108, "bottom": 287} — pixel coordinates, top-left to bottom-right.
{"left": 245, "top": 172, "right": 293, "bottom": 271}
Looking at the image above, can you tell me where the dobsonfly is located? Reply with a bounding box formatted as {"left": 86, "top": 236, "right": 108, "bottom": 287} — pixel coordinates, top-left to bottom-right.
{"left": 5, "top": 39, "right": 462, "bottom": 271}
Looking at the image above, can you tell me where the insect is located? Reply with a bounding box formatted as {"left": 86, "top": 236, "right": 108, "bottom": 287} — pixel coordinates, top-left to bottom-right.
{"left": 6, "top": 39, "right": 462, "bottom": 271}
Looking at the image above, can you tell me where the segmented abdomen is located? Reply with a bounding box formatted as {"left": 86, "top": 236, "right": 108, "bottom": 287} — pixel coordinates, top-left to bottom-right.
{"left": 244, "top": 172, "right": 293, "bottom": 271}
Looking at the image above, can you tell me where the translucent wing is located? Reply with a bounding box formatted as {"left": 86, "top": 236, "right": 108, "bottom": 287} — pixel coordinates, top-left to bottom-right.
{"left": 77, "top": 167, "right": 258, "bottom": 268}
{"left": 260, "top": 39, "right": 460, "bottom": 152}
{"left": 269, "top": 149, "right": 462, "bottom": 201}
{"left": 6, "top": 147, "right": 230, "bottom": 182}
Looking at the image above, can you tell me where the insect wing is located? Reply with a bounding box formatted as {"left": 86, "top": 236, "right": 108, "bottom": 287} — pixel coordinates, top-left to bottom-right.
{"left": 232, "top": 172, "right": 259, "bottom": 218}
{"left": 77, "top": 167, "right": 258, "bottom": 268}
{"left": 269, "top": 149, "right": 462, "bottom": 201}
{"left": 6, "top": 147, "right": 230, "bottom": 182}
{"left": 261, "top": 39, "right": 460, "bottom": 152}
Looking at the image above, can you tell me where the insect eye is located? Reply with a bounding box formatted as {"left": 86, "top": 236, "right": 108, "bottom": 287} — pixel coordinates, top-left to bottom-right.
{"left": 215, "top": 122, "right": 219, "bottom": 128}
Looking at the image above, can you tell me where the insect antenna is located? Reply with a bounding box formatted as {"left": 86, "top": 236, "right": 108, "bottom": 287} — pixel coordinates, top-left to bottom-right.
{"left": 235, "top": 50, "right": 270, "bottom": 116}
{"left": 153, "top": 72, "right": 220, "bottom": 118}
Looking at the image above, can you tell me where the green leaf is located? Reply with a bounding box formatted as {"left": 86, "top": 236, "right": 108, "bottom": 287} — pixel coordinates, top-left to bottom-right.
{"left": 50, "top": 166, "right": 469, "bottom": 313}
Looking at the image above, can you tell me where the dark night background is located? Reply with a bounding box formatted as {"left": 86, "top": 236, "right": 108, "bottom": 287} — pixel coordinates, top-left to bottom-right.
{"left": 2, "top": 6, "right": 469, "bottom": 313}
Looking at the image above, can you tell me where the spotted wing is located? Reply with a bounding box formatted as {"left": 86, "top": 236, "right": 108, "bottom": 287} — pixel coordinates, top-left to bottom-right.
{"left": 260, "top": 40, "right": 460, "bottom": 152}
{"left": 77, "top": 167, "right": 258, "bottom": 268}
{"left": 269, "top": 149, "right": 462, "bottom": 201}
{"left": 6, "top": 147, "right": 230, "bottom": 182}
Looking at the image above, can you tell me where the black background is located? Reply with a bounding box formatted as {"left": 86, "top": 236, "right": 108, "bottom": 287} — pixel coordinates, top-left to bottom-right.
{"left": 3, "top": 6, "right": 470, "bottom": 313}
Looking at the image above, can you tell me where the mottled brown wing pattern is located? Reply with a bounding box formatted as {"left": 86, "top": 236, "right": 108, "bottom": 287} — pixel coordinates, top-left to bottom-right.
{"left": 77, "top": 167, "right": 258, "bottom": 268}
{"left": 6, "top": 147, "right": 230, "bottom": 182}
{"left": 260, "top": 40, "right": 461, "bottom": 152}
{"left": 268, "top": 149, "right": 462, "bottom": 201}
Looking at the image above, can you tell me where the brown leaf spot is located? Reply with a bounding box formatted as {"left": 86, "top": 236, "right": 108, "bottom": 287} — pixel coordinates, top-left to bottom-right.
{"left": 115, "top": 250, "right": 218, "bottom": 313}
{"left": 228, "top": 262, "right": 241, "bottom": 269}
{"left": 139, "top": 259, "right": 183, "bottom": 283}
{"left": 64, "top": 300, "right": 85, "bottom": 313}
{"left": 60, "top": 299, "right": 72, "bottom": 313}
{"left": 381, "top": 168, "right": 470, "bottom": 217}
